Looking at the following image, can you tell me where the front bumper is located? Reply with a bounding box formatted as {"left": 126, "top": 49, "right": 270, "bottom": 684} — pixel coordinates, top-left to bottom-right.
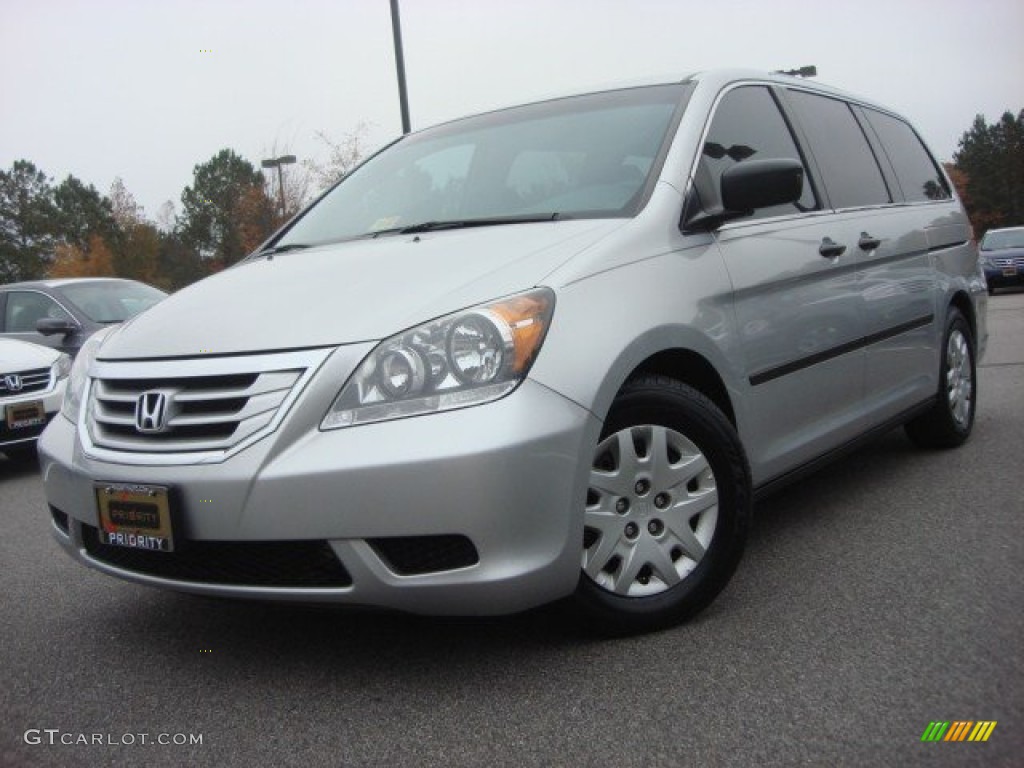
{"left": 983, "top": 264, "right": 1024, "bottom": 289}
{"left": 39, "top": 377, "right": 598, "bottom": 615}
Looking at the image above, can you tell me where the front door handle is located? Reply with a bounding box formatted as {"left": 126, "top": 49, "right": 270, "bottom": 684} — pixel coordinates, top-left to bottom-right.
{"left": 858, "top": 232, "right": 882, "bottom": 251}
{"left": 819, "top": 237, "right": 846, "bottom": 259}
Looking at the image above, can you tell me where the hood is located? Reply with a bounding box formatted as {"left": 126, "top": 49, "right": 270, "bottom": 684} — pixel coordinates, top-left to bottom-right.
{"left": 0, "top": 338, "right": 59, "bottom": 372}
{"left": 100, "top": 220, "right": 623, "bottom": 360}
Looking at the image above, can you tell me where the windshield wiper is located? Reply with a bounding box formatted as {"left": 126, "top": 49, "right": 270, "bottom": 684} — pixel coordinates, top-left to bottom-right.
{"left": 257, "top": 243, "right": 312, "bottom": 257}
{"left": 401, "top": 213, "right": 562, "bottom": 234}
{"left": 368, "top": 213, "right": 562, "bottom": 238}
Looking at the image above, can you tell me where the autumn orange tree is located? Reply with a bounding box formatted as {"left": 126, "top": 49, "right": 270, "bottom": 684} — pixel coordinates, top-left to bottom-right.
{"left": 235, "top": 183, "right": 279, "bottom": 254}
{"left": 49, "top": 234, "right": 116, "bottom": 278}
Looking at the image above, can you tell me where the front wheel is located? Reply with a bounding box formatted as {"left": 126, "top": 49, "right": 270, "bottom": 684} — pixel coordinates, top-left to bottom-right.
{"left": 572, "top": 376, "right": 751, "bottom": 634}
{"left": 904, "top": 307, "right": 977, "bottom": 449}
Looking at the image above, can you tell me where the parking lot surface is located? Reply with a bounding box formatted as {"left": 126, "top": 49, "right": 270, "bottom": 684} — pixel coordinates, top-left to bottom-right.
{"left": 2, "top": 292, "right": 1022, "bottom": 767}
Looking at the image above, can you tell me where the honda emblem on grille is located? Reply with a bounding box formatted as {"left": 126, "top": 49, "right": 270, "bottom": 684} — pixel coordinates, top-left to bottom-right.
{"left": 3, "top": 374, "right": 23, "bottom": 392}
{"left": 135, "top": 391, "right": 170, "bottom": 433}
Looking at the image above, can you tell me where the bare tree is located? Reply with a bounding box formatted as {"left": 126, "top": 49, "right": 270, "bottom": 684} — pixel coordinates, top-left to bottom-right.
{"left": 155, "top": 200, "right": 176, "bottom": 233}
{"left": 303, "top": 122, "right": 372, "bottom": 193}
{"left": 109, "top": 177, "right": 143, "bottom": 228}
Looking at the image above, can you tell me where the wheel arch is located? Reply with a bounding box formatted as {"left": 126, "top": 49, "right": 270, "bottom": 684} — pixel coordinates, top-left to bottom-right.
{"left": 629, "top": 348, "right": 737, "bottom": 428}
{"left": 949, "top": 289, "right": 976, "bottom": 340}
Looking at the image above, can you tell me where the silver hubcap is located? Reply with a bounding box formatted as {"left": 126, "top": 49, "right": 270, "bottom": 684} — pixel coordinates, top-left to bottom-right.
{"left": 946, "top": 329, "right": 973, "bottom": 426}
{"left": 583, "top": 425, "right": 718, "bottom": 597}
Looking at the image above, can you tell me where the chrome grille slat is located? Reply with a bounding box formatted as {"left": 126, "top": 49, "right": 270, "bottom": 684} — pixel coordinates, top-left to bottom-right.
{"left": 168, "top": 390, "right": 285, "bottom": 427}
{"left": 173, "top": 370, "right": 299, "bottom": 402}
{"left": 85, "top": 352, "right": 325, "bottom": 457}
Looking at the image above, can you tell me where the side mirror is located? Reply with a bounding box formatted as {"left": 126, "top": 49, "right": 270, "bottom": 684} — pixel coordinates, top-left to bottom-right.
{"left": 36, "top": 317, "right": 80, "bottom": 336}
{"left": 684, "top": 158, "right": 804, "bottom": 231}
{"left": 721, "top": 158, "right": 804, "bottom": 212}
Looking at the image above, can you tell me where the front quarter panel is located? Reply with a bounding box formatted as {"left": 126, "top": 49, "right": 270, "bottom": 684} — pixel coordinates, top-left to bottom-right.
{"left": 532, "top": 234, "right": 742, "bottom": 433}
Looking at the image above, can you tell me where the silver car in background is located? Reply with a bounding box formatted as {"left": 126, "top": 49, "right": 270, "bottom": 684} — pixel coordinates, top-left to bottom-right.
{"left": 39, "top": 69, "right": 986, "bottom": 633}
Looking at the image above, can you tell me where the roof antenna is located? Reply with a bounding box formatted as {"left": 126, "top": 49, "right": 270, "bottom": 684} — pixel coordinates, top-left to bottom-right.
{"left": 775, "top": 65, "right": 817, "bottom": 78}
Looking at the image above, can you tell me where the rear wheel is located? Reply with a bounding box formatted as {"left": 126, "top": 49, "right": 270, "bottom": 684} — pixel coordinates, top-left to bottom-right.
{"left": 905, "top": 308, "right": 976, "bottom": 449}
{"left": 573, "top": 376, "right": 750, "bottom": 634}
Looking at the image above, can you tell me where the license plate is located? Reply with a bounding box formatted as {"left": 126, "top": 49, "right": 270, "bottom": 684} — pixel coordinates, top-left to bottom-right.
{"left": 95, "top": 484, "right": 174, "bottom": 552}
{"left": 5, "top": 401, "right": 46, "bottom": 429}
{"left": 1002, "top": 266, "right": 1017, "bottom": 277}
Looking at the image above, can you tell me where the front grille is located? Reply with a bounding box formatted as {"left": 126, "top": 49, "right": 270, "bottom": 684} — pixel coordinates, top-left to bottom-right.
{"left": 0, "top": 367, "right": 52, "bottom": 396}
{"left": 88, "top": 369, "right": 304, "bottom": 454}
{"left": 992, "top": 256, "right": 1024, "bottom": 268}
{"left": 82, "top": 525, "right": 352, "bottom": 587}
{"left": 369, "top": 535, "right": 479, "bottom": 575}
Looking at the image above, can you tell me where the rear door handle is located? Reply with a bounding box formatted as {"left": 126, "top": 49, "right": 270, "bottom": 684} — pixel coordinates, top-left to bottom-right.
{"left": 819, "top": 237, "right": 846, "bottom": 259}
{"left": 858, "top": 232, "right": 881, "bottom": 251}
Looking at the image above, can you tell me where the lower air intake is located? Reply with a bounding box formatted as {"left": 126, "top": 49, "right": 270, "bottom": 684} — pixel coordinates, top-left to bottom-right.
{"left": 82, "top": 525, "right": 352, "bottom": 587}
{"left": 369, "top": 535, "right": 479, "bottom": 575}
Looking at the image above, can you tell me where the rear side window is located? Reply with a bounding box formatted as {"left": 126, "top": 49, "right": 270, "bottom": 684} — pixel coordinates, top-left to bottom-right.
{"left": 861, "top": 109, "right": 951, "bottom": 202}
{"left": 785, "top": 90, "right": 891, "bottom": 209}
{"left": 694, "top": 85, "right": 816, "bottom": 220}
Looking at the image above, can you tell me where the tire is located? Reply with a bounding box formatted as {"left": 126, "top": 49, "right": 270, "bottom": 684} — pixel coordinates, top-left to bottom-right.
{"left": 572, "top": 375, "right": 751, "bottom": 634}
{"left": 904, "top": 308, "right": 976, "bottom": 449}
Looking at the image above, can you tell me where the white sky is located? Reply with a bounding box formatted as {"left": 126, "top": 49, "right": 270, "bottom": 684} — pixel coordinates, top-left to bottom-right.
{"left": 1, "top": 0, "right": 1021, "bottom": 220}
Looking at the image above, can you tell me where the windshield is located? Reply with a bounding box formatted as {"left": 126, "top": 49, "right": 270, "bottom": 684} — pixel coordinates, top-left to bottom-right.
{"left": 980, "top": 229, "right": 1024, "bottom": 251}
{"left": 59, "top": 281, "right": 167, "bottom": 323}
{"left": 275, "top": 84, "right": 689, "bottom": 248}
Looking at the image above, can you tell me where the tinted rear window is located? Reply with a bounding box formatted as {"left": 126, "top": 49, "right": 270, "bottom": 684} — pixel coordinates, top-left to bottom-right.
{"left": 862, "top": 109, "right": 951, "bottom": 202}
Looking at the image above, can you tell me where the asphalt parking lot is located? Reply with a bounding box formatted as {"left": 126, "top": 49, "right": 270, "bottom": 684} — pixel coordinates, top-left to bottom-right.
{"left": 2, "top": 292, "right": 1022, "bottom": 768}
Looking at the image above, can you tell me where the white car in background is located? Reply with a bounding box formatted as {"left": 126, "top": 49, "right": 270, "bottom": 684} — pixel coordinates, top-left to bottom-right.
{"left": 1, "top": 339, "right": 71, "bottom": 460}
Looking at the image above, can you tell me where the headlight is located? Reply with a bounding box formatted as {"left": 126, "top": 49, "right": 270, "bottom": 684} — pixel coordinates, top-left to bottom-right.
{"left": 51, "top": 353, "right": 72, "bottom": 381}
{"left": 61, "top": 327, "right": 115, "bottom": 425}
{"left": 322, "top": 288, "right": 555, "bottom": 429}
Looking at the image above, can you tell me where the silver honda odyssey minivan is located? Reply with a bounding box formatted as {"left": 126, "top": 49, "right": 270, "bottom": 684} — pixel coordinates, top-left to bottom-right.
{"left": 39, "top": 69, "right": 987, "bottom": 633}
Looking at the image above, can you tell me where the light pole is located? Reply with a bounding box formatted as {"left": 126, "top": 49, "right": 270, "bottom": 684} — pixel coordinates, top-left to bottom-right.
{"left": 261, "top": 155, "right": 296, "bottom": 217}
{"left": 390, "top": 0, "right": 411, "bottom": 134}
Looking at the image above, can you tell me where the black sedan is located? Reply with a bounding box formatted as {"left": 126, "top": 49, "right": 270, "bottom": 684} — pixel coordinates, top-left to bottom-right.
{"left": 0, "top": 278, "right": 166, "bottom": 357}
{"left": 979, "top": 226, "right": 1024, "bottom": 294}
